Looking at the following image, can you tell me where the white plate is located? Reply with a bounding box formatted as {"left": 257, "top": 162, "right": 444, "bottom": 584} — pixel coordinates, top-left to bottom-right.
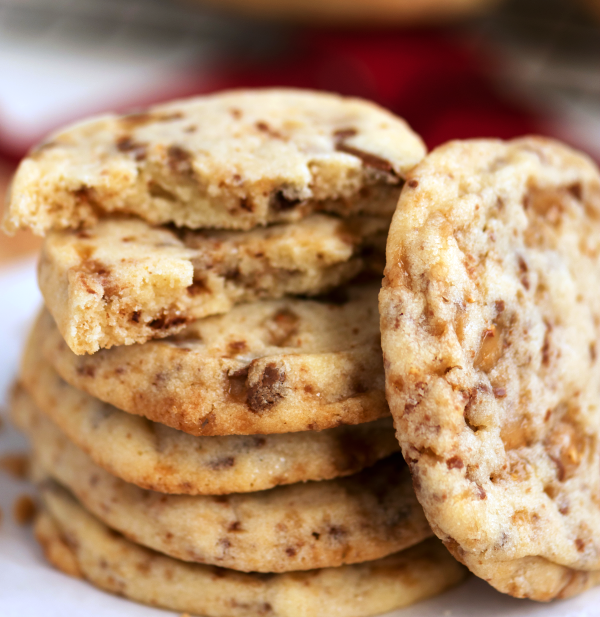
{"left": 0, "top": 259, "right": 599, "bottom": 617}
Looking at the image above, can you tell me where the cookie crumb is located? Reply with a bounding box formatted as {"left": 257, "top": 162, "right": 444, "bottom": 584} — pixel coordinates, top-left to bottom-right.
{"left": 0, "top": 453, "right": 30, "bottom": 480}
{"left": 13, "top": 494, "right": 37, "bottom": 525}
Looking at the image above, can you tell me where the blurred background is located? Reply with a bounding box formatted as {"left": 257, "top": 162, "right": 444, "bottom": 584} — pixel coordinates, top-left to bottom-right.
{"left": 1, "top": 0, "right": 599, "bottom": 262}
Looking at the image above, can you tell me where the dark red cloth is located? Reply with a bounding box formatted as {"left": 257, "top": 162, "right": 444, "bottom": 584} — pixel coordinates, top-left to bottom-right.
{"left": 199, "top": 28, "right": 541, "bottom": 150}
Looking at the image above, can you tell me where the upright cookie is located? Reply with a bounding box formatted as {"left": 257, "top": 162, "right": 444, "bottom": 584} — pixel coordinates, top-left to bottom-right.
{"left": 36, "top": 485, "right": 466, "bottom": 617}
{"left": 35, "top": 284, "right": 388, "bottom": 436}
{"left": 39, "top": 214, "right": 388, "bottom": 353}
{"left": 14, "top": 364, "right": 398, "bottom": 495}
{"left": 3, "top": 89, "right": 425, "bottom": 235}
{"left": 380, "top": 138, "right": 600, "bottom": 600}
{"left": 18, "top": 391, "right": 427, "bottom": 572}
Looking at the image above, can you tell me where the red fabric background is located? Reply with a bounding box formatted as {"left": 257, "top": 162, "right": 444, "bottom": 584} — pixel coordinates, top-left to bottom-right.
{"left": 202, "top": 29, "right": 541, "bottom": 150}
{"left": 0, "top": 28, "right": 541, "bottom": 162}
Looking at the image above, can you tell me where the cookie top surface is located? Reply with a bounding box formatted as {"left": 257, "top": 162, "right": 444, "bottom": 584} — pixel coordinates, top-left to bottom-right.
{"left": 39, "top": 214, "right": 388, "bottom": 354}
{"left": 37, "top": 284, "right": 389, "bottom": 436}
{"left": 37, "top": 486, "right": 466, "bottom": 617}
{"left": 4, "top": 88, "right": 425, "bottom": 235}
{"left": 379, "top": 137, "right": 600, "bottom": 600}
{"left": 27, "top": 397, "right": 429, "bottom": 572}
{"left": 15, "top": 355, "right": 398, "bottom": 494}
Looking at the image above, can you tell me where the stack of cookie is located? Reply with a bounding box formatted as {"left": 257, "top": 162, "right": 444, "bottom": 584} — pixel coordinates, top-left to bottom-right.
{"left": 4, "top": 90, "right": 466, "bottom": 616}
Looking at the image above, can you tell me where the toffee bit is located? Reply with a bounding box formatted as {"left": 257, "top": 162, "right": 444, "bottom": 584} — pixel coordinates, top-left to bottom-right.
{"left": 116, "top": 136, "right": 147, "bottom": 161}
{"left": 333, "top": 126, "right": 397, "bottom": 176}
{"left": 333, "top": 128, "right": 358, "bottom": 140}
{"left": 0, "top": 453, "right": 29, "bottom": 480}
{"left": 13, "top": 494, "right": 37, "bottom": 525}
{"left": 336, "top": 143, "right": 396, "bottom": 174}
{"left": 271, "top": 191, "right": 301, "bottom": 212}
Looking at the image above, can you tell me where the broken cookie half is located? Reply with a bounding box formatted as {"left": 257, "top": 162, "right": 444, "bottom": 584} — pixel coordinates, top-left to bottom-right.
{"left": 39, "top": 214, "right": 388, "bottom": 354}
{"left": 3, "top": 88, "right": 425, "bottom": 236}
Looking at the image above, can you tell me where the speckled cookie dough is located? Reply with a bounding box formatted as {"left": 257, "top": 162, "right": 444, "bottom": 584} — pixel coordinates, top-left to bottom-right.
{"left": 35, "top": 284, "right": 389, "bottom": 436}
{"left": 4, "top": 88, "right": 426, "bottom": 235}
{"left": 39, "top": 214, "right": 388, "bottom": 354}
{"left": 14, "top": 362, "right": 398, "bottom": 495}
{"left": 22, "top": 401, "right": 429, "bottom": 572}
{"left": 36, "top": 485, "right": 466, "bottom": 617}
{"left": 380, "top": 137, "right": 600, "bottom": 600}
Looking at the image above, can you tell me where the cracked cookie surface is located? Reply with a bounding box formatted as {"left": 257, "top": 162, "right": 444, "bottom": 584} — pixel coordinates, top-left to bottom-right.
{"left": 379, "top": 138, "right": 600, "bottom": 600}
{"left": 36, "top": 284, "right": 388, "bottom": 436}
{"left": 36, "top": 485, "right": 465, "bottom": 617}
{"left": 39, "top": 214, "right": 388, "bottom": 354}
{"left": 4, "top": 88, "right": 425, "bottom": 235}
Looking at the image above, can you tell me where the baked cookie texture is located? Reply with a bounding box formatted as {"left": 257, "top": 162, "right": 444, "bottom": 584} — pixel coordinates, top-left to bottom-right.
{"left": 36, "top": 485, "right": 466, "bottom": 617}
{"left": 22, "top": 398, "right": 427, "bottom": 572}
{"left": 3, "top": 89, "right": 426, "bottom": 236}
{"left": 15, "top": 361, "right": 398, "bottom": 494}
{"left": 39, "top": 214, "right": 388, "bottom": 354}
{"left": 35, "top": 284, "right": 388, "bottom": 436}
{"left": 379, "top": 137, "right": 600, "bottom": 600}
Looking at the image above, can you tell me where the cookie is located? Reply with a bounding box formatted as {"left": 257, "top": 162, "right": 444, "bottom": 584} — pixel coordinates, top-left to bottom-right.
{"left": 3, "top": 88, "right": 425, "bottom": 236}
{"left": 22, "top": 399, "right": 429, "bottom": 572}
{"left": 35, "top": 284, "right": 388, "bottom": 436}
{"left": 39, "top": 214, "right": 388, "bottom": 354}
{"left": 379, "top": 137, "right": 600, "bottom": 600}
{"left": 36, "top": 484, "right": 466, "bottom": 617}
{"left": 15, "top": 360, "right": 398, "bottom": 494}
